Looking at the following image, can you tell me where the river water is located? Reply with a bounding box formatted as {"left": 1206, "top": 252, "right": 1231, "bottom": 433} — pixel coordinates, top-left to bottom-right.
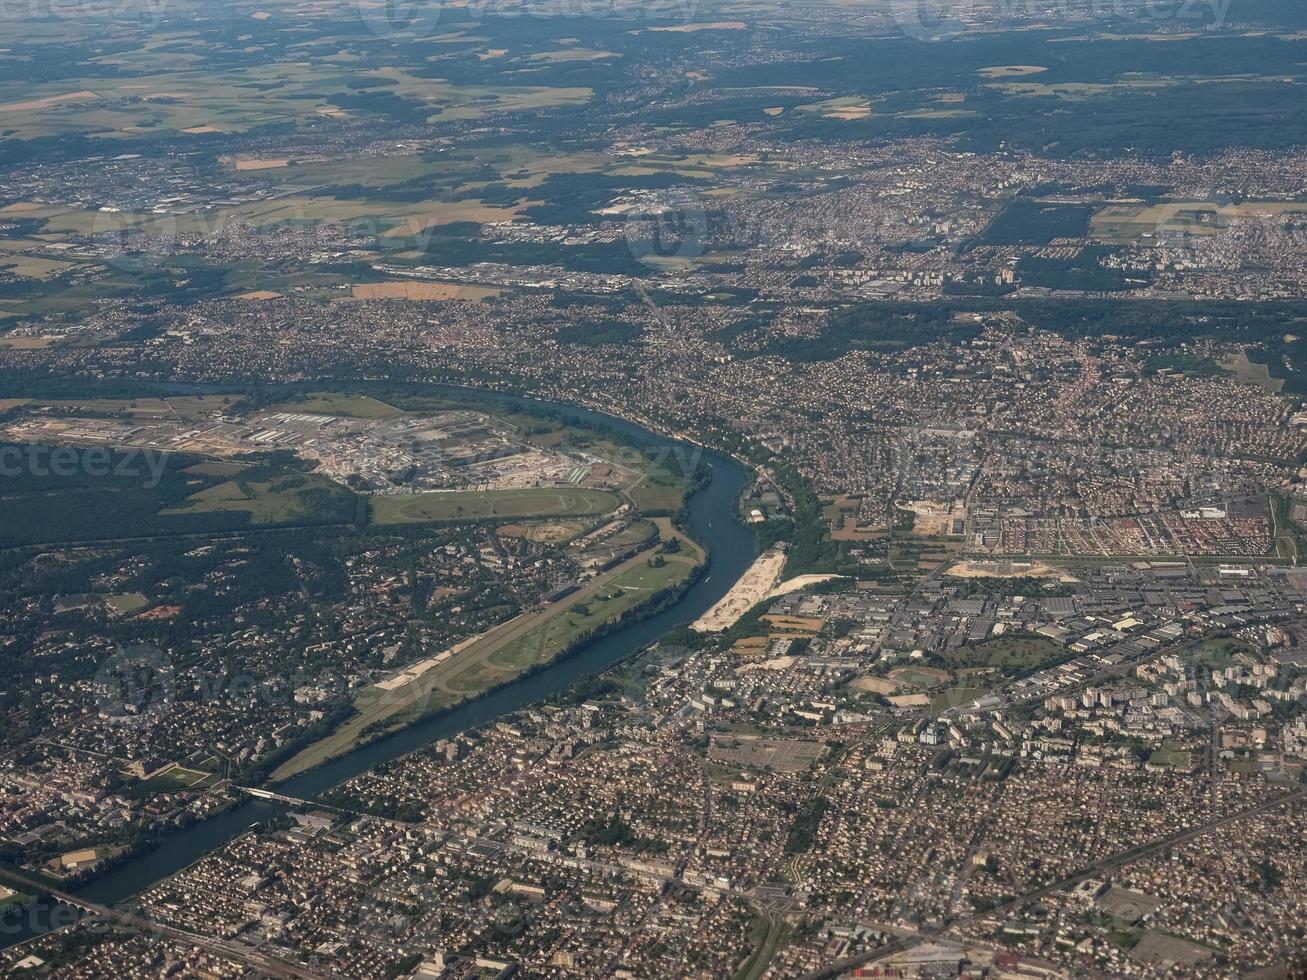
{"left": 58, "top": 390, "right": 757, "bottom": 911}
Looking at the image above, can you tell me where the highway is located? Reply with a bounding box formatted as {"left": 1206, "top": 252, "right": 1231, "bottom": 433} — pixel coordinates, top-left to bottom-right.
{"left": 0, "top": 869, "right": 329, "bottom": 979}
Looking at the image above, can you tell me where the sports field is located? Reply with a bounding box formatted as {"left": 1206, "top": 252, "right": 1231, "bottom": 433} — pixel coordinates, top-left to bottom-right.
{"left": 371, "top": 487, "right": 619, "bottom": 523}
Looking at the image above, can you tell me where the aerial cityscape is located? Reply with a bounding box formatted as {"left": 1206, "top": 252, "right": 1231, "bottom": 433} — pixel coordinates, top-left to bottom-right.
{"left": 0, "top": 0, "right": 1305, "bottom": 976}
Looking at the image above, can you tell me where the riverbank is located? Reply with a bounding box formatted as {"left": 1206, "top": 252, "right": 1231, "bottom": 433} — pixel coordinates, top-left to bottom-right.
{"left": 692, "top": 545, "right": 787, "bottom": 633}
{"left": 271, "top": 518, "right": 705, "bottom": 781}
{"left": 35, "top": 389, "right": 757, "bottom": 919}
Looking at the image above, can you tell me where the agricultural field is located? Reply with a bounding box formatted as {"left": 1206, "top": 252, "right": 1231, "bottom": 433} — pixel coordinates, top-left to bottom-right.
{"left": 0, "top": 53, "right": 595, "bottom": 141}
{"left": 27, "top": 396, "right": 237, "bottom": 421}
{"left": 1091, "top": 201, "right": 1307, "bottom": 244}
{"left": 342, "top": 282, "right": 502, "bottom": 302}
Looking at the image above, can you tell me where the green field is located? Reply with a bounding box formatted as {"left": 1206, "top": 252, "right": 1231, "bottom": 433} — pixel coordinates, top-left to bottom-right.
{"left": 1220, "top": 351, "right": 1284, "bottom": 394}
{"left": 164, "top": 474, "right": 355, "bottom": 525}
{"left": 1188, "top": 636, "right": 1254, "bottom": 670}
{"left": 627, "top": 480, "right": 688, "bottom": 514}
{"left": 371, "top": 487, "right": 619, "bottom": 523}
{"left": 731, "top": 914, "right": 792, "bottom": 980}
{"left": 30, "top": 395, "right": 235, "bottom": 421}
{"left": 1149, "top": 741, "right": 1197, "bottom": 770}
{"left": 944, "top": 635, "right": 1068, "bottom": 673}
{"left": 601, "top": 519, "right": 660, "bottom": 549}
{"left": 130, "top": 768, "right": 213, "bottom": 795}
{"left": 448, "top": 557, "right": 692, "bottom": 694}
{"left": 104, "top": 592, "right": 149, "bottom": 614}
{"left": 892, "top": 667, "right": 950, "bottom": 689}
{"left": 931, "top": 687, "right": 987, "bottom": 713}
{"left": 181, "top": 461, "right": 247, "bottom": 478}
{"left": 267, "top": 392, "right": 403, "bottom": 419}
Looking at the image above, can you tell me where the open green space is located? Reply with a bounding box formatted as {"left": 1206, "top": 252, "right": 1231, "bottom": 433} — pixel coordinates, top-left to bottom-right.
{"left": 1270, "top": 493, "right": 1305, "bottom": 562}
{"left": 180, "top": 461, "right": 247, "bottom": 478}
{"left": 942, "top": 634, "right": 1068, "bottom": 674}
{"left": 371, "top": 487, "right": 620, "bottom": 523}
{"left": 122, "top": 765, "right": 214, "bottom": 797}
{"left": 266, "top": 392, "right": 404, "bottom": 419}
{"left": 0, "top": 444, "right": 357, "bottom": 547}
{"left": 1148, "top": 741, "right": 1196, "bottom": 770}
{"left": 164, "top": 473, "right": 356, "bottom": 525}
{"left": 627, "top": 480, "right": 688, "bottom": 514}
{"left": 730, "top": 914, "right": 792, "bottom": 980}
{"left": 586, "top": 519, "right": 659, "bottom": 553}
{"left": 931, "top": 687, "right": 988, "bottom": 713}
{"left": 1188, "top": 636, "right": 1255, "bottom": 670}
{"left": 1220, "top": 351, "right": 1285, "bottom": 394}
{"left": 27, "top": 396, "right": 235, "bottom": 421}
{"left": 103, "top": 592, "right": 149, "bottom": 614}
{"left": 892, "top": 667, "right": 950, "bottom": 690}
{"left": 455, "top": 557, "right": 693, "bottom": 691}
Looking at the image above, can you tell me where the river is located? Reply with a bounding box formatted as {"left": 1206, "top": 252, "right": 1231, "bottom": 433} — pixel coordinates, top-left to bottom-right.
{"left": 48, "top": 389, "right": 758, "bottom": 913}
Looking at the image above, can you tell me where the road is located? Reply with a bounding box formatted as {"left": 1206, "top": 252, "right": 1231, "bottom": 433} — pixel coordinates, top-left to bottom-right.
{"left": 0, "top": 870, "right": 328, "bottom": 979}
{"left": 799, "top": 786, "right": 1307, "bottom": 979}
